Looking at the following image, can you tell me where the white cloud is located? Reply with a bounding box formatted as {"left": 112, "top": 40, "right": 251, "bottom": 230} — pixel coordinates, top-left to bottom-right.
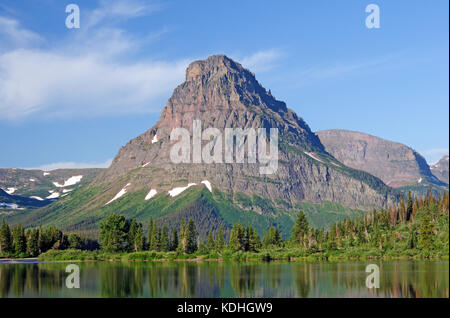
{"left": 0, "top": 2, "right": 190, "bottom": 120}
{"left": 0, "top": 16, "right": 41, "bottom": 47}
{"left": 0, "top": 3, "right": 283, "bottom": 121}
{"left": 238, "top": 49, "right": 284, "bottom": 73}
{"left": 84, "top": 0, "right": 162, "bottom": 30}
{"left": 0, "top": 49, "right": 189, "bottom": 119}
{"left": 24, "top": 159, "right": 113, "bottom": 171}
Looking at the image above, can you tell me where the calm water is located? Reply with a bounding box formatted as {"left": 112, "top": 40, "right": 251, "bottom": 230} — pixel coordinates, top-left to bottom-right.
{"left": 0, "top": 260, "right": 448, "bottom": 298}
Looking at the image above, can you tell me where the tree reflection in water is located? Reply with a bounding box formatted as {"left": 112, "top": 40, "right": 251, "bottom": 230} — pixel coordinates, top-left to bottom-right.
{"left": 0, "top": 260, "right": 448, "bottom": 298}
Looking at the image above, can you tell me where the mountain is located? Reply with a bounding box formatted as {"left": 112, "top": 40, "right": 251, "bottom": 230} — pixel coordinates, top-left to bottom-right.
{"left": 0, "top": 168, "right": 104, "bottom": 200}
{"left": 7, "top": 55, "right": 398, "bottom": 238}
{"left": 316, "top": 130, "right": 447, "bottom": 196}
{"left": 430, "top": 155, "right": 449, "bottom": 184}
{"left": 1, "top": 188, "right": 53, "bottom": 212}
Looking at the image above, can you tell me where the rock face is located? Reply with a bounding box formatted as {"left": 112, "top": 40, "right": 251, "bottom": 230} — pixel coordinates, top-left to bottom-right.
{"left": 7, "top": 55, "right": 402, "bottom": 238}
{"left": 431, "top": 155, "right": 449, "bottom": 185}
{"left": 92, "top": 55, "right": 395, "bottom": 210}
{"left": 316, "top": 129, "right": 441, "bottom": 188}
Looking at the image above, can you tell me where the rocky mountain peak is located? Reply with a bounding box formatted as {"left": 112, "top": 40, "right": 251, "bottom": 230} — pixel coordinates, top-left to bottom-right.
{"left": 185, "top": 54, "right": 245, "bottom": 82}
{"left": 431, "top": 155, "right": 449, "bottom": 184}
{"left": 317, "top": 129, "right": 444, "bottom": 188}
{"left": 169, "top": 55, "right": 288, "bottom": 118}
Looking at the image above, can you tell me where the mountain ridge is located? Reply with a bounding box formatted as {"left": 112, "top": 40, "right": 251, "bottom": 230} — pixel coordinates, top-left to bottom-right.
{"left": 5, "top": 55, "right": 399, "bottom": 238}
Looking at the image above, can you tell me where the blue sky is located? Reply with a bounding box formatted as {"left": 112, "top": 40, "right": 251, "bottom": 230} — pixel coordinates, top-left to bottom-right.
{"left": 0, "top": 0, "right": 448, "bottom": 169}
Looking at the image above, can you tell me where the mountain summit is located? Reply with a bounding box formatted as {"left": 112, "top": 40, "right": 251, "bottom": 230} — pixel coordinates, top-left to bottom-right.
{"left": 431, "top": 155, "right": 449, "bottom": 185}
{"left": 317, "top": 129, "right": 447, "bottom": 189}
{"left": 12, "top": 55, "right": 397, "bottom": 237}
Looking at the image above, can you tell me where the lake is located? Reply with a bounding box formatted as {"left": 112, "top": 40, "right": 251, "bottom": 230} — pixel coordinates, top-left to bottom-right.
{"left": 0, "top": 260, "right": 448, "bottom": 298}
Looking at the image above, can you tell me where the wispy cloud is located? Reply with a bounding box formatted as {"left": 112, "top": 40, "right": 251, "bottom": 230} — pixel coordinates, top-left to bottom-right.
{"left": 0, "top": 49, "right": 189, "bottom": 119}
{"left": 0, "top": 0, "right": 189, "bottom": 120}
{"left": 24, "top": 159, "right": 113, "bottom": 171}
{"left": 292, "top": 54, "right": 403, "bottom": 85}
{"left": 0, "top": 1, "right": 284, "bottom": 121}
{"left": 84, "top": 0, "right": 163, "bottom": 30}
{"left": 0, "top": 16, "right": 41, "bottom": 47}
{"left": 238, "top": 49, "right": 284, "bottom": 73}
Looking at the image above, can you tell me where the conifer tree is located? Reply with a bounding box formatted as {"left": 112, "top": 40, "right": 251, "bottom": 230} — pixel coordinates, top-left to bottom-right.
{"left": 419, "top": 212, "right": 435, "bottom": 250}
{"left": 215, "top": 225, "right": 225, "bottom": 251}
{"left": 247, "top": 224, "right": 261, "bottom": 252}
{"left": 0, "top": 218, "right": 12, "bottom": 254}
{"left": 406, "top": 191, "right": 413, "bottom": 221}
{"left": 170, "top": 227, "right": 178, "bottom": 251}
{"left": 178, "top": 218, "right": 187, "bottom": 253}
{"left": 206, "top": 231, "right": 215, "bottom": 252}
{"left": 160, "top": 226, "right": 170, "bottom": 252}
{"left": 11, "top": 224, "right": 26, "bottom": 254}
{"left": 229, "top": 221, "right": 246, "bottom": 251}
{"left": 26, "top": 229, "right": 39, "bottom": 256}
{"left": 185, "top": 218, "right": 197, "bottom": 254}
{"left": 290, "top": 211, "right": 309, "bottom": 247}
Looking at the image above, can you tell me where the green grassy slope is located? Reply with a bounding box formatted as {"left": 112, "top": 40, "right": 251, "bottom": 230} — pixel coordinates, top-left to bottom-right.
{"left": 5, "top": 183, "right": 363, "bottom": 240}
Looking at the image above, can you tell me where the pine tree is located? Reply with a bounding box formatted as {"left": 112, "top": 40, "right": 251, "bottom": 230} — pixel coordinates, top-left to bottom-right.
{"left": 215, "top": 225, "right": 225, "bottom": 252}
{"left": 229, "top": 221, "right": 246, "bottom": 251}
{"left": 408, "top": 224, "right": 418, "bottom": 249}
{"left": 170, "top": 227, "right": 178, "bottom": 251}
{"left": 133, "top": 223, "right": 145, "bottom": 252}
{"left": 11, "top": 224, "right": 26, "bottom": 254}
{"left": 149, "top": 219, "right": 159, "bottom": 251}
{"left": 247, "top": 224, "right": 261, "bottom": 252}
{"left": 418, "top": 212, "right": 435, "bottom": 250}
{"left": 128, "top": 218, "right": 138, "bottom": 252}
{"left": 206, "top": 231, "right": 215, "bottom": 252}
{"left": 406, "top": 191, "right": 413, "bottom": 221}
{"left": 99, "top": 213, "right": 129, "bottom": 252}
{"left": 67, "top": 233, "right": 83, "bottom": 250}
{"left": 160, "top": 226, "right": 170, "bottom": 252}
{"left": 0, "top": 219, "right": 12, "bottom": 254}
{"left": 291, "top": 211, "right": 309, "bottom": 247}
{"left": 327, "top": 225, "right": 337, "bottom": 250}
{"left": 178, "top": 218, "right": 187, "bottom": 253}
{"left": 399, "top": 196, "right": 406, "bottom": 223}
{"left": 26, "top": 229, "right": 39, "bottom": 256}
{"left": 185, "top": 218, "right": 197, "bottom": 254}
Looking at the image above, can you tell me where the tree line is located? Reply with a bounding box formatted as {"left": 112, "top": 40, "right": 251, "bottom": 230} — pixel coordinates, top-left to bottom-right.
{"left": 288, "top": 189, "right": 449, "bottom": 253}
{"left": 1, "top": 188, "right": 448, "bottom": 257}
{"left": 0, "top": 221, "right": 97, "bottom": 257}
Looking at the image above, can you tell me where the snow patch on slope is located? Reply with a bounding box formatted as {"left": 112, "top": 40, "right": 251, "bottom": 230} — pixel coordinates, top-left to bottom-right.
{"left": 30, "top": 196, "right": 44, "bottom": 201}
{"left": 53, "top": 175, "right": 83, "bottom": 188}
{"left": 201, "top": 180, "right": 212, "bottom": 192}
{"left": 105, "top": 183, "right": 131, "bottom": 205}
{"left": 142, "top": 162, "right": 150, "bottom": 167}
{"left": 152, "top": 134, "right": 158, "bottom": 144}
{"left": 304, "top": 152, "right": 324, "bottom": 163}
{"left": 46, "top": 192, "right": 60, "bottom": 199}
{"left": 145, "top": 189, "right": 157, "bottom": 200}
{"left": 168, "top": 183, "right": 196, "bottom": 197}
{"left": 4, "top": 187, "right": 16, "bottom": 195}
{"left": 43, "top": 172, "right": 50, "bottom": 176}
